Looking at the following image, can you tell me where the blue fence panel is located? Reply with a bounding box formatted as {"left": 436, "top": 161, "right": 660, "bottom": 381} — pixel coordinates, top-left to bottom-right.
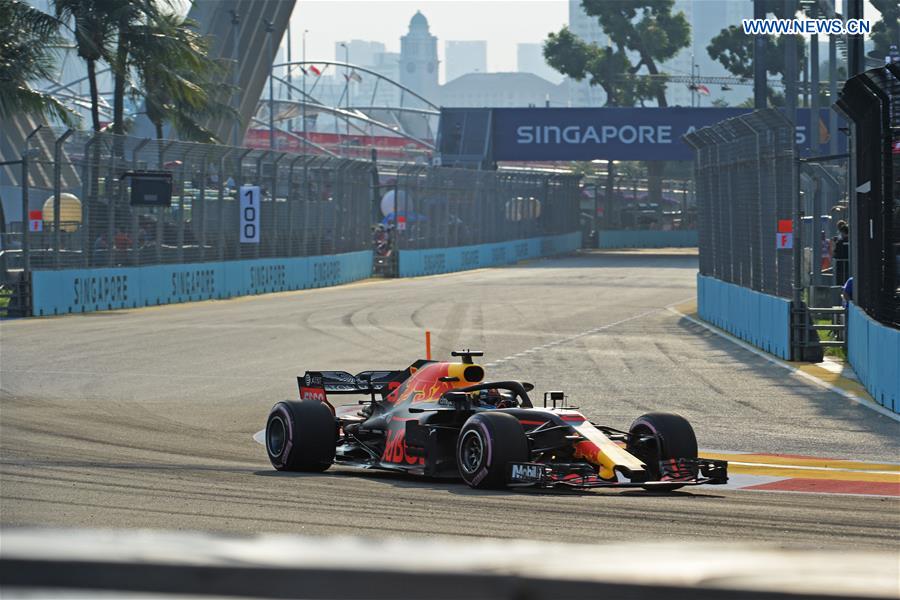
{"left": 597, "top": 230, "right": 698, "bottom": 249}
{"left": 848, "top": 303, "right": 899, "bottom": 413}
{"left": 397, "top": 232, "right": 581, "bottom": 278}
{"left": 31, "top": 250, "right": 373, "bottom": 316}
{"left": 697, "top": 274, "right": 791, "bottom": 359}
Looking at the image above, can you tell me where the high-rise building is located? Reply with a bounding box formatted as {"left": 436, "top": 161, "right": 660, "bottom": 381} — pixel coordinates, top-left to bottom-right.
{"left": 400, "top": 11, "right": 439, "bottom": 104}
{"left": 445, "top": 40, "right": 487, "bottom": 83}
{"left": 517, "top": 43, "right": 560, "bottom": 83}
{"left": 334, "top": 40, "right": 386, "bottom": 67}
{"left": 567, "top": 0, "right": 607, "bottom": 107}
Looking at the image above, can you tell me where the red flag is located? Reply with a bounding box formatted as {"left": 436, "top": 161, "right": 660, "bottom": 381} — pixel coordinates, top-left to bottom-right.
{"left": 309, "top": 65, "right": 321, "bottom": 75}
{"left": 696, "top": 84, "right": 711, "bottom": 96}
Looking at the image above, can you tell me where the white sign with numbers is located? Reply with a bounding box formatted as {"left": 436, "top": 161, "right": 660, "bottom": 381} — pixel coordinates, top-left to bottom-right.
{"left": 239, "top": 185, "right": 260, "bottom": 243}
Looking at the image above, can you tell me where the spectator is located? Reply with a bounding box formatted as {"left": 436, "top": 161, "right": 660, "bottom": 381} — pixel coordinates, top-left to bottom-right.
{"left": 841, "top": 276, "right": 854, "bottom": 308}
{"left": 831, "top": 220, "right": 849, "bottom": 286}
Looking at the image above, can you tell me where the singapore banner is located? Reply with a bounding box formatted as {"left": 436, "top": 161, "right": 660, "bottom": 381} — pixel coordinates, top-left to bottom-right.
{"left": 490, "top": 107, "right": 835, "bottom": 162}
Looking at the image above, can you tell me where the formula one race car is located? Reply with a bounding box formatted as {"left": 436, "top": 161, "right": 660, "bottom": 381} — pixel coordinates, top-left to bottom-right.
{"left": 264, "top": 351, "right": 728, "bottom": 490}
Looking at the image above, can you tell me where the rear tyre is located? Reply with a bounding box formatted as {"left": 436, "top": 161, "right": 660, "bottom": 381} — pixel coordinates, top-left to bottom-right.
{"left": 627, "top": 412, "right": 697, "bottom": 491}
{"left": 456, "top": 412, "right": 528, "bottom": 489}
{"left": 266, "top": 400, "right": 336, "bottom": 472}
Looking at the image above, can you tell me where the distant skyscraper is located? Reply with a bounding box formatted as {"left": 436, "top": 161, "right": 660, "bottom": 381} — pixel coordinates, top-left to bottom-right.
{"left": 445, "top": 40, "right": 487, "bottom": 83}
{"left": 334, "top": 40, "right": 386, "bottom": 67}
{"left": 567, "top": 0, "right": 607, "bottom": 106}
{"left": 400, "top": 11, "right": 439, "bottom": 104}
{"left": 516, "top": 43, "right": 560, "bottom": 83}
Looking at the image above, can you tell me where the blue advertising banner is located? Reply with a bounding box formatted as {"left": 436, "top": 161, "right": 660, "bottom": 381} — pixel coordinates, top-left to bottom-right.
{"left": 490, "top": 107, "right": 836, "bottom": 162}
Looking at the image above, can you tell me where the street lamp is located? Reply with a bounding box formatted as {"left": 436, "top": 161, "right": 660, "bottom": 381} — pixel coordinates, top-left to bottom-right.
{"left": 266, "top": 20, "right": 275, "bottom": 149}
{"left": 340, "top": 42, "right": 350, "bottom": 153}
{"left": 302, "top": 29, "right": 308, "bottom": 150}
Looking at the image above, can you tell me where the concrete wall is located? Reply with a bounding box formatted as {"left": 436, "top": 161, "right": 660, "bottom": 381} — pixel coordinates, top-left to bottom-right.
{"left": 598, "top": 230, "right": 698, "bottom": 249}
{"left": 847, "top": 303, "right": 900, "bottom": 413}
{"left": 697, "top": 274, "right": 792, "bottom": 360}
{"left": 31, "top": 250, "right": 372, "bottom": 316}
{"left": 397, "top": 232, "right": 581, "bottom": 277}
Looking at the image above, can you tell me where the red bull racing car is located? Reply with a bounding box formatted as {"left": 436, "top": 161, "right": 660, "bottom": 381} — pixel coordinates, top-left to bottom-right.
{"left": 265, "top": 350, "right": 728, "bottom": 490}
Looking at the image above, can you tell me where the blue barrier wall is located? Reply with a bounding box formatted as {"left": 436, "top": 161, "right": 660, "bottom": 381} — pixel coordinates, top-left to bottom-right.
{"left": 397, "top": 232, "right": 581, "bottom": 278}
{"left": 847, "top": 303, "right": 900, "bottom": 413}
{"left": 598, "top": 230, "right": 698, "bottom": 249}
{"left": 31, "top": 250, "right": 373, "bottom": 316}
{"left": 697, "top": 274, "right": 792, "bottom": 360}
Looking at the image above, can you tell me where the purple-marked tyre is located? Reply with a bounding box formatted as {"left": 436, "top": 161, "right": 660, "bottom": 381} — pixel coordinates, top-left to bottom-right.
{"left": 456, "top": 412, "right": 528, "bottom": 489}
{"left": 627, "top": 412, "right": 698, "bottom": 491}
{"left": 266, "top": 400, "right": 336, "bottom": 472}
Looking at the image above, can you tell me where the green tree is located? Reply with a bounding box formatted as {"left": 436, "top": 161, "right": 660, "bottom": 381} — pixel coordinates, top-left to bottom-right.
{"left": 53, "top": 0, "right": 117, "bottom": 132}
{"left": 129, "top": 11, "right": 236, "bottom": 142}
{"left": 544, "top": 0, "right": 691, "bottom": 206}
{"left": 0, "top": 0, "right": 76, "bottom": 125}
{"left": 870, "top": 0, "right": 900, "bottom": 60}
{"left": 706, "top": 25, "right": 807, "bottom": 107}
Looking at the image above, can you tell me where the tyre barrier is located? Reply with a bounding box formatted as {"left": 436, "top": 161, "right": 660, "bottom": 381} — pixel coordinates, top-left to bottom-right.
{"left": 697, "top": 274, "right": 792, "bottom": 360}
{"left": 397, "top": 232, "right": 581, "bottom": 278}
{"left": 847, "top": 303, "right": 900, "bottom": 413}
{"left": 29, "top": 250, "right": 373, "bottom": 316}
{"left": 1, "top": 528, "right": 896, "bottom": 599}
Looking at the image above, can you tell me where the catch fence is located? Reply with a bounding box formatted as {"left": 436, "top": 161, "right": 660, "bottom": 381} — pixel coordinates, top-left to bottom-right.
{"left": 684, "top": 109, "right": 798, "bottom": 298}
{"left": 3, "top": 130, "right": 581, "bottom": 277}
{"left": 835, "top": 63, "right": 899, "bottom": 328}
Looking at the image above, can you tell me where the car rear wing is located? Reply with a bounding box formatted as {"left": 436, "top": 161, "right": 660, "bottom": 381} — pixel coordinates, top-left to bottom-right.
{"left": 297, "top": 370, "right": 407, "bottom": 396}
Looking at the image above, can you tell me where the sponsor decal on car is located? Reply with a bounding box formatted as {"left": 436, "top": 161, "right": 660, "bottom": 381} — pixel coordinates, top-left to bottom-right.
{"left": 508, "top": 462, "right": 544, "bottom": 483}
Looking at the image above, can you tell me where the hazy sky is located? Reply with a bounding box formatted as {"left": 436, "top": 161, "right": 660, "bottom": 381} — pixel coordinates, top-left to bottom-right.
{"left": 290, "top": 0, "right": 568, "bottom": 83}
{"left": 288, "top": 0, "right": 882, "bottom": 85}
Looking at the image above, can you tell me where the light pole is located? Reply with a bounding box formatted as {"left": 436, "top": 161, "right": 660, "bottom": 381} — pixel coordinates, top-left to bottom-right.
{"left": 340, "top": 42, "right": 350, "bottom": 153}
{"left": 286, "top": 20, "right": 292, "bottom": 131}
{"left": 302, "top": 29, "right": 308, "bottom": 151}
{"left": 230, "top": 8, "right": 240, "bottom": 147}
{"left": 266, "top": 19, "right": 275, "bottom": 149}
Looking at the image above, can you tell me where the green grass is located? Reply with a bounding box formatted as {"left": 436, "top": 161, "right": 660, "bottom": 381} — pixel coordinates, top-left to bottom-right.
{"left": 815, "top": 317, "right": 847, "bottom": 359}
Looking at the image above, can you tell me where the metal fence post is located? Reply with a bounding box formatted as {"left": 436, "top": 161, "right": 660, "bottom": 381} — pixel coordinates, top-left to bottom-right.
{"left": 269, "top": 153, "right": 285, "bottom": 258}
{"left": 52, "top": 129, "right": 74, "bottom": 269}
{"left": 21, "top": 126, "right": 43, "bottom": 275}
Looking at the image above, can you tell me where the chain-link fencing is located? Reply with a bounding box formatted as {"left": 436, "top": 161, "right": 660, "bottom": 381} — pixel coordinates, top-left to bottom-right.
{"left": 3, "top": 129, "right": 581, "bottom": 279}
{"left": 685, "top": 109, "right": 798, "bottom": 299}
{"left": 4, "top": 130, "right": 374, "bottom": 272}
{"left": 380, "top": 165, "right": 579, "bottom": 251}
{"left": 835, "top": 64, "right": 899, "bottom": 328}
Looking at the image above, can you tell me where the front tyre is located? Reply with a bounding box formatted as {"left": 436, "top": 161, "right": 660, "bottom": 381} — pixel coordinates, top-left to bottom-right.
{"left": 266, "top": 400, "right": 336, "bottom": 472}
{"left": 456, "top": 412, "right": 528, "bottom": 489}
{"left": 627, "top": 412, "right": 697, "bottom": 491}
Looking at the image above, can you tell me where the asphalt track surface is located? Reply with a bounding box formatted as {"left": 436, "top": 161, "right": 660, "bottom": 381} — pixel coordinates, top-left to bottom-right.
{"left": 1, "top": 251, "right": 898, "bottom": 551}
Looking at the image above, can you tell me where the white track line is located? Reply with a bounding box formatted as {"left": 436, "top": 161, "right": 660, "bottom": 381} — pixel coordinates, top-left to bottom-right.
{"left": 668, "top": 305, "right": 900, "bottom": 423}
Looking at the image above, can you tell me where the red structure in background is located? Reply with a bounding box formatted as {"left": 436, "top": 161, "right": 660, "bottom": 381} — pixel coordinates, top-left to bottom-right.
{"left": 244, "top": 129, "right": 432, "bottom": 162}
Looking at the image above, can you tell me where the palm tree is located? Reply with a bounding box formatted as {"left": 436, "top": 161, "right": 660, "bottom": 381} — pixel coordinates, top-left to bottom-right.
{"left": 130, "top": 12, "right": 237, "bottom": 142}
{"left": 53, "top": 0, "right": 116, "bottom": 132}
{"left": 0, "top": 0, "right": 76, "bottom": 125}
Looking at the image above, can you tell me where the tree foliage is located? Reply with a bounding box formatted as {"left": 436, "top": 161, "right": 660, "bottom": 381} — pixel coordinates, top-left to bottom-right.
{"left": 543, "top": 0, "right": 690, "bottom": 107}
{"left": 0, "top": 0, "right": 77, "bottom": 125}
{"left": 870, "top": 0, "right": 900, "bottom": 59}
{"left": 706, "top": 25, "right": 806, "bottom": 107}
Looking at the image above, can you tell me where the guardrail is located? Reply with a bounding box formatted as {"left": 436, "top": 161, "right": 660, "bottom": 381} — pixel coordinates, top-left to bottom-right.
{"left": 597, "top": 230, "right": 697, "bottom": 249}
{"left": 398, "top": 232, "right": 581, "bottom": 277}
{"left": 30, "top": 250, "right": 372, "bottom": 316}
{"left": 847, "top": 303, "right": 899, "bottom": 413}
{"left": 1, "top": 528, "right": 896, "bottom": 599}
{"left": 697, "top": 274, "right": 792, "bottom": 359}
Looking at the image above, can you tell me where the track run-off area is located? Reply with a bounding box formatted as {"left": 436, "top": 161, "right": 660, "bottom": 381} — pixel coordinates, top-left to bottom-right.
{"left": 1, "top": 250, "right": 898, "bottom": 551}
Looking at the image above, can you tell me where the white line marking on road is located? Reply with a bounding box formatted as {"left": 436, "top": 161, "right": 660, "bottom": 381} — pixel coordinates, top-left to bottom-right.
{"left": 668, "top": 306, "right": 900, "bottom": 423}
{"left": 253, "top": 429, "right": 265, "bottom": 445}
{"left": 726, "top": 461, "right": 900, "bottom": 475}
